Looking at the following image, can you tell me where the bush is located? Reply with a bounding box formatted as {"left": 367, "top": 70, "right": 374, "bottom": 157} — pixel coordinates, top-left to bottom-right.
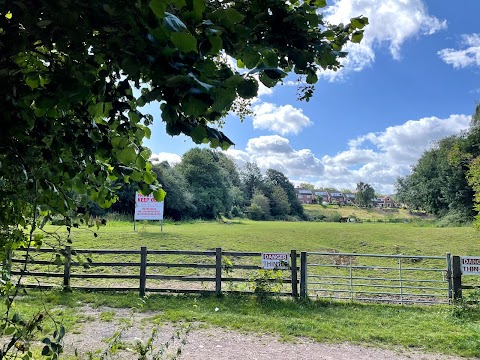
{"left": 437, "top": 209, "right": 473, "bottom": 227}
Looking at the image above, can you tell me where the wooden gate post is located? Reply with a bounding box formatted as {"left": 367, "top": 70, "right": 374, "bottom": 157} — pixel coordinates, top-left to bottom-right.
{"left": 63, "top": 246, "right": 72, "bottom": 290}
{"left": 452, "top": 255, "right": 462, "bottom": 300}
{"left": 300, "top": 252, "right": 307, "bottom": 299}
{"left": 215, "top": 248, "right": 222, "bottom": 296}
{"left": 290, "top": 250, "right": 298, "bottom": 298}
{"left": 139, "top": 246, "right": 147, "bottom": 297}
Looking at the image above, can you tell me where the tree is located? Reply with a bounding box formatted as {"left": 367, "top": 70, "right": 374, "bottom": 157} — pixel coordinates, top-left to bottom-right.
{"left": 299, "top": 182, "right": 315, "bottom": 191}
{"left": 247, "top": 191, "right": 270, "bottom": 220}
{"left": 240, "top": 163, "right": 265, "bottom": 202}
{"left": 152, "top": 162, "right": 196, "bottom": 220}
{"left": 177, "top": 148, "right": 235, "bottom": 219}
{"left": 1, "top": 0, "right": 366, "bottom": 356}
{"left": 356, "top": 182, "right": 375, "bottom": 207}
{"left": 265, "top": 169, "right": 303, "bottom": 217}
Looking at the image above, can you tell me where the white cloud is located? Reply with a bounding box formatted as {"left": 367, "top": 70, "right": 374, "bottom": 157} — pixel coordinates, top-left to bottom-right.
{"left": 323, "top": 0, "right": 446, "bottom": 80}
{"left": 252, "top": 103, "right": 313, "bottom": 135}
{"left": 438, "top": 33, "right": 480, "bottom": 68}
{"left": 319, "top": 114, "right": 470, "bottom": 193}
{"left": 149, "top": 152, "right": 181, "bottom": 166}
{"left": 226, "top": 114, "right": 471, "bottom": 194}
{"left": 225, "top": 135, "right": 324, "bottom": 177}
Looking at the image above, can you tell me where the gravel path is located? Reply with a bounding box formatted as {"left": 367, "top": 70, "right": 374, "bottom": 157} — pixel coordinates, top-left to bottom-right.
{"left": 63, "top": 307, "right": 468, "bottom": 360}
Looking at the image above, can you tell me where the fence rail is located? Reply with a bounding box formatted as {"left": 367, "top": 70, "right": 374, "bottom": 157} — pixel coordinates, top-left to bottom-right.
{"left": 303, "top": 251, "right": 450, "bottom": 304}
{"left": 6, "top": 247, "right": 461, "bottom": 304}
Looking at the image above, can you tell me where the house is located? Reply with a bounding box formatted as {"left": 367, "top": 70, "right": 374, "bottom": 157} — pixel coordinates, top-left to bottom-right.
{"left": 382, "top": 196, "right": 395, "bottom": 208}
{"left": 344, "top": 193, "right": 355, "bottom": 205}
{"left": 371, "top": 198, "right": 384, "bottom": 207}
{"left": 329, "top": 192, "right": 345, "bottom": 205}
{"left": 295, "top": 188, "right": 314, "bottom": 204}
{"left": 314, "top": 190, "right": 330, "bottom": 204}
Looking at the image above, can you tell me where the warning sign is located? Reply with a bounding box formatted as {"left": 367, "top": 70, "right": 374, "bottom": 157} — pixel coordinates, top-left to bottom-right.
{"left": 460, "top": 256, "right": 480, "bottom": 275}
{"left": 134, "top": 192, "right": 164, "bottom": 221}
{"left": 261, "top": 253, "right": 290, "bottom": 270}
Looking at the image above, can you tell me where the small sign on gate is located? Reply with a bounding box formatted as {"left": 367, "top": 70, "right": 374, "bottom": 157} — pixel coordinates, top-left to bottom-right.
{"left": 261, "top": 253, "right": 290, "bottom": 270}
{"left": 460, "top": 256, "right": 480, "bottom": 275}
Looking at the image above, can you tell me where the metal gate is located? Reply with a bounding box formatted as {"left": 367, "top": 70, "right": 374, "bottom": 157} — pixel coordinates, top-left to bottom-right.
{"left": 303, "top": 252, "right": 450, "bottom": 304}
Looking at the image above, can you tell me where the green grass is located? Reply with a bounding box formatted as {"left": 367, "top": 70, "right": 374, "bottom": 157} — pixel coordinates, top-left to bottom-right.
{"left": 8, "top": 290, "right": 480, "bottom": 357}
{"left": 45, "top": 219, "right": 479, "bottom": 255}
{"left": 9, "top": 220, "right": 480, "bottom": 357}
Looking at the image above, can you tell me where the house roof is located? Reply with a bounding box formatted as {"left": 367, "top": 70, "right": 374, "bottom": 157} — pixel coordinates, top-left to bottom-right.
{"left": 330, "top": 192, "right": 343, "bottom": 197}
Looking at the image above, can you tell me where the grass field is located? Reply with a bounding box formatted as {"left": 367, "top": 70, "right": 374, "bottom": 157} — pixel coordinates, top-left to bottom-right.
{"left": 7, "top": 219, "right": 480, "bottom": 357}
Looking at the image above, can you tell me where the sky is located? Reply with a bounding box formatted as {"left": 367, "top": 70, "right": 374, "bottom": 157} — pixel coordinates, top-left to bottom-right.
{"left": 144, "top": 0, "right": 480, "bottom": 195}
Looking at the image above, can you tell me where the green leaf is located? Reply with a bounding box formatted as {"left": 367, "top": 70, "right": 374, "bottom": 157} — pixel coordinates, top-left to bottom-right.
{"left": 306, "top": 71, "right": 318, "bottom": 84}
{"left": 117, "top": 147, "right": 137, "bottom": 165}
{"left": 192, "top": 0, "right": 205, "bottom": 20}
{"left": 190, "top": 125, "right": 208, "bottom": 144}
{"left": 153, "top": 188, "right": 166, "bottom": 202}
{"left": 144, "top": 170, "right": 156, "bottom": 184}
{"left": 315, "top": 0, "right": 327, "bottom": 7}
{"left": 213, "top": 87, "right": 236, "bottom": 112}
{"left": 170, "top": 32, "right": 197, "bottom": 53}
{"left": 351, "top": 31, "right": 363, "bottom": 43}
{"left": 149, "top": 0, "right": 166, "bottom": 18}
{"left": 237, "top": 78, "right": 258, "bottom": 99}
{"left": 164, "top": 12, "right": 187, "bottom": 32}
{"left": 262, "top": 51, "right": 278, "bottom": 68}
{"left": 26, "top": 75, "right": 40, "bottom": 89}
{"left": 243, "top": 52, "right": 260, "bottom": 69}
{"left": 183, "top": 96, "right": 209, "bottom": 117}
{"left": 4, "top": 326, "right": 16, "bottom": 335}
{"left": 208, "top": 35, "right": 222, "bottom": 54}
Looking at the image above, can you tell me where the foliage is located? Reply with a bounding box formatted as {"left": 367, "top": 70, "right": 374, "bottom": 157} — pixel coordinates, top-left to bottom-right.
{"left": 396, "top": 124, "right": 479, "bottom": 222}
{"left": 355, "top": 182, "right": 375, "bottom": 207}
{"left": 176, "top": 148, "right": 234, "bottom": 219}
{"left": 248, "top": 270, "right": 284, "bottom": 299}
{"left": 153, "top": 162, "right": 196, "bottom": 221}
{"left": 247, "top": 192, "right": 270, "bottom": 220}
{"left": 1, "top": 0, "right": 367, "bottom": 356}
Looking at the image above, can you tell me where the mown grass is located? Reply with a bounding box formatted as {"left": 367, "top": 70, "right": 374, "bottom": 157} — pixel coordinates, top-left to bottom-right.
{"left": 9, "top": 220, "right": 480, "bottom": 357}
{"left": 46, "top": 219, "right": 479, "bottom": 256}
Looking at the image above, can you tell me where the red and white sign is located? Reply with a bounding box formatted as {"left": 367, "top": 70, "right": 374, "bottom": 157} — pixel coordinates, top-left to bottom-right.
{"left": 262, "top": 253, "right": 290, "bottom": 270}
{"left": 460, "top": 256, "right": 480, "bottom": 275}
{"left": 134, "top": 192, "right": 164, "bottom": 220}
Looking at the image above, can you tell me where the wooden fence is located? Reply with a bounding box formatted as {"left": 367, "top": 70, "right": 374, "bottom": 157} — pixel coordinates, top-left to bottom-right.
{"left": 9, "top": 247, "right": 300, "bottom": 297}
{"left": 7, "top": 247, "right": 460, "bottom": 304}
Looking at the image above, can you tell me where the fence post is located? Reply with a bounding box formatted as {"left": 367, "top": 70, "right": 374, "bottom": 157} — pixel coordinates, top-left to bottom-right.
{"left": 139, "top": 246, "right": 147, "bottom": 297}
{"left": 63, "top": 246, "right": 72, "bottom": 290}
{"left": 446, "top": 253, "right": 452, "bottom": 300}
{"left": 291, "top": 250, "right": 298, "bottom": 298}
{"left": 452, "top": 255, "right": 462, "bottom": 300}
{"left": 215, "top": 248, "right": 222, "bottom": 296}
{"left": 300, "top": 252, "right": 307, "bottom": 299}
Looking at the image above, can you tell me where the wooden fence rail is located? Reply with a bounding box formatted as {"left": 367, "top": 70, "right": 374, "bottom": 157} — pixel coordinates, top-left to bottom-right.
{"left": 10, "top": 247, "right": 300, "bottom": 298}
{"left": 8, "top": 247, "right": 462, "bottom": 303}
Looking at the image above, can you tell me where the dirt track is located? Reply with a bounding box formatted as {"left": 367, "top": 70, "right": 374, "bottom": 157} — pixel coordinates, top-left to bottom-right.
{"left": 63, "top": 307, "right": 468, "bottom": 360}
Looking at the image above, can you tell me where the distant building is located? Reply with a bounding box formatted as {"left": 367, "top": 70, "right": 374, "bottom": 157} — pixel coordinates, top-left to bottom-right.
{"left": 330, "top": 192, "right": 345, "bottom": 205}
{"left": 295, "top": 188, "right": 314, "bottom": 204}
{"left": 314, "top": 190, "right": 330, "bottom": 204}
{"left": 344, "top": 193, "right": 355, "bottom": 205}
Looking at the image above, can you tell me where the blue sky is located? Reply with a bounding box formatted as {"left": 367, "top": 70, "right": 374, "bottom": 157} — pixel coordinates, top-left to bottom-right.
{"left": 144, "top": 0, "right": 480, "bottom": 194}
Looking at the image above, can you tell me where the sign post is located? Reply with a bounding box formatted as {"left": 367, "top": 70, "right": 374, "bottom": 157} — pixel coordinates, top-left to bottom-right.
{"left": 134, "top": 192, "right": 164, "bottom": 231}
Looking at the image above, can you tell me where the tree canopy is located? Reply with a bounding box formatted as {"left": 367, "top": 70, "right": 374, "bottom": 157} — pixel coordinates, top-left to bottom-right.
{"left": 0, "top": 1, "right": 368, "bottom": 356}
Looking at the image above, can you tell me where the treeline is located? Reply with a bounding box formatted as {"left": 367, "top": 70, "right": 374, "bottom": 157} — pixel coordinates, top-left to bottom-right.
{"left": 396, "top": 105, "right": 480, "bottom": 225}
{"left": 91, "top": 148, "right": 305, "bottom": 221}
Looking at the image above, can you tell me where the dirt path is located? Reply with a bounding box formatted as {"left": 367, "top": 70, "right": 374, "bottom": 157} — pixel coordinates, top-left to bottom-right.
{"left": 63, "top": 307, "right": 468, "bottom": 360}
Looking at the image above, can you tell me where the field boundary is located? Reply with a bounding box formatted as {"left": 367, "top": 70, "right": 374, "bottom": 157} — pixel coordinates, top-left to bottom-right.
{"left": 8, "top": 247, "right": 457, "bottom": 304}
